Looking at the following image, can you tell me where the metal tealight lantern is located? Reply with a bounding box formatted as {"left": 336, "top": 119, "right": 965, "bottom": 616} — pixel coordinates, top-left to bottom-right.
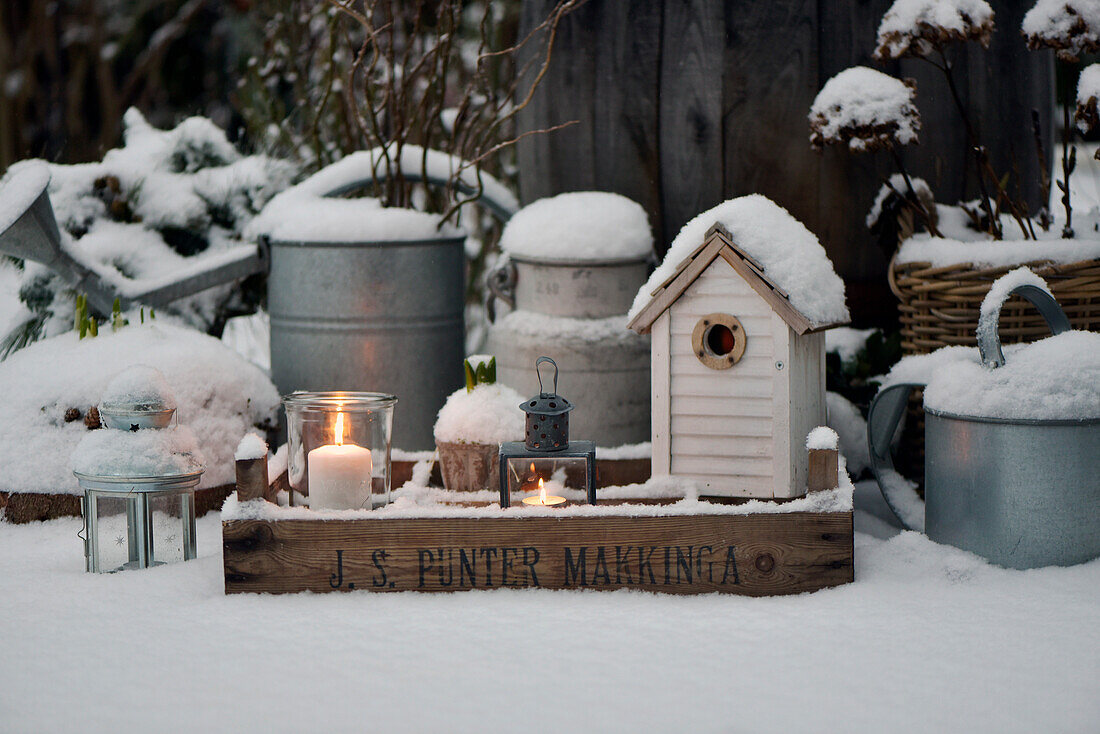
{"left": 74, "top": 367, "right": 202, "bottom": 573}
{"left": 498, "top": 357, "right": 596, "bottom": 507}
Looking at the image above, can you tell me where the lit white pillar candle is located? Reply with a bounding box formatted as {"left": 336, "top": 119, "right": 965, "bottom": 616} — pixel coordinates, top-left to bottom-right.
{"left": 308, "top": 411, "right": 373, "bottom": 510}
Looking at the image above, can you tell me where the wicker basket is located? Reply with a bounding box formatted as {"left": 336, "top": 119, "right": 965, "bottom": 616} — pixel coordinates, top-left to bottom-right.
{"left": 888, "top": 255, "right": 1100, "bottom": 487}
{"left": 889, "top": 256, "right": 1100, "bottom": 354}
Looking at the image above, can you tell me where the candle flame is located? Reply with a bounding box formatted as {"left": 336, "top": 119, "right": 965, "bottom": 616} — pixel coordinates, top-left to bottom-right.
{"left": 538, "top": 477, "right": 546, "bottom": 505}
{"left": 335, "top": 411, "right": 344, "bottom": 446}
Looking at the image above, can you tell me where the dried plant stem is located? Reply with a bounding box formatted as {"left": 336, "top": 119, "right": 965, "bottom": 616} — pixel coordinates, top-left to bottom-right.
{"left": 889, "top": 148, "right": 943, "bottom": 238}
{"left": 1060, "top": 84, "right": 1076, "bottom": 238}
{"left": 928, "top": 51, "right": 1005, "bottom": 238}
{"left": 1031, "top": 108, "right": 1053, "bottom": 231}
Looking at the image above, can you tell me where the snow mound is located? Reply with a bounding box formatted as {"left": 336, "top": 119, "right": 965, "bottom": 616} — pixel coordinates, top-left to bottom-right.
{"left": 809, "top": 67, "right": 920, "bottom": 152}
{"left": 247, "top": 143, "right": 522, "bottom": 243}
{"left": 880, "top": 331, "right": 1100, "bottom": 421}
{"left": 0, "top": 322, "right": 280, "bottom": 494}
{"left": 1024, "top": 0, "right": 1100, "bottom": 61}
{"left": 806, "top": 426, "right": 839, "bottom": 450}
{"left": 896, "top": 234, "right": 1100, "bottom": 267}
{"left": 434, "top": 383, "right": 525, "bottom": 446}
{"left": 251, "top": 196, "right": 457, "bottom": 243}
{"left": 630, "top": 195, "right": 849, "bottom": 328}
{"left": 499, "top": 192, "right": 653, "bottom": 262}
{"left": 101, "top": 365, "right": 176, "bottom": 412}
{"left": 826, "top": 391, "right": 870, "bottom": 476}
{"left": 923, "top": 330, "right": 1100, "bottom": 421}
{"left": 498, "top": 309, "right": 640, "bottom": 344}
{"left": 235, "top": 432, "right": 269, "bottom": 461}
{"left": 874, "top": 0, "right": 994, "bottom": 60}
{"left": 72, "top": 425, "right": 204, "bottom": 478}
{"left": 866, "top": 174, "right": 933, "bottom": 229}
{"left": 827, "top": 327, "right": 876, "bottom": 363}
{"left": 0, "top": 160, "right": 49, "bottom": 234}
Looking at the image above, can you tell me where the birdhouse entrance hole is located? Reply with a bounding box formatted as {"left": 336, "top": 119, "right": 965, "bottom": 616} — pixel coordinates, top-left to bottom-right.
{"left": 692, "top": 313, "right": 746, "bottom": 370}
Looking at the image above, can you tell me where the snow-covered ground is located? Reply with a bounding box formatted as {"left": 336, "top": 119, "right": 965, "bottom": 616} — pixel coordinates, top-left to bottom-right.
{"left": 1, "top": 485, "right": 1096, "bottom": 733}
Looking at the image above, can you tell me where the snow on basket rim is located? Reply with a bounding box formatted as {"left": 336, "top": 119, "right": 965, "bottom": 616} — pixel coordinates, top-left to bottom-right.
{"left": 499, "top": 191, "right": 654, "bottom": 263}
{"left": 628, "top": 194, "right": 849, "bottom": 328}
{"left": 0, "top": 160, "right": 50, "bottom": 235}
{"left": 896, "top": 233, "right": 1100, "bottom": 268}
{"left": 809, "top": 66, "right": 920, "bottom": 153}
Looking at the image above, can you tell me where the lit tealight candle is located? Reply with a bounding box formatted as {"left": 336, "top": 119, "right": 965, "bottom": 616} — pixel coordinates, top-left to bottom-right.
{"left": 522, "top": 477, "right": 566, "bottom": 506}
{"left": 308, "top": 411, "right": 373, "bottom": 510}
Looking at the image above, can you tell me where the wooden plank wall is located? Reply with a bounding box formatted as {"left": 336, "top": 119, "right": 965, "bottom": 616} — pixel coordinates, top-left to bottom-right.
{"left": 516, "top": 0, "right": 1054, "bottom": 325}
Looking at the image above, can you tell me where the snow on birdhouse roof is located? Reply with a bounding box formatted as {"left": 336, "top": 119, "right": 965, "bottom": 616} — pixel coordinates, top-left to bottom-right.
{"left": 628, "top": 195, "right": 849, "bottom": 334}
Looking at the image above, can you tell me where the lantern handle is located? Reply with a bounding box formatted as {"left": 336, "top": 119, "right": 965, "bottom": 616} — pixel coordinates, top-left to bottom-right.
{"left": 535, "top": 356, "right": 559, "bottom": 397}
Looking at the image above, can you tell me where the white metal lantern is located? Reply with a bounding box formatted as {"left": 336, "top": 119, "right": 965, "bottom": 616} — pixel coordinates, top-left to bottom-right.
{"left": 74, "top": 366, "right": 204, "bottom": 573}
{"left": 77, "top": 471, "right": 200, "bottom": 572}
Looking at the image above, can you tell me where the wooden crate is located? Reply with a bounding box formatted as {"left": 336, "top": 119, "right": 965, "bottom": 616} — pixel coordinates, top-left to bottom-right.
{"left": 223, "top": 506, "right": 853, "bottom": 596}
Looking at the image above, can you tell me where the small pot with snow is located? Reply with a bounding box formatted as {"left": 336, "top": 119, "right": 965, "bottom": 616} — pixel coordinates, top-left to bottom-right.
{"left": 434, "top": 356, "right": 524, "bottom": 492}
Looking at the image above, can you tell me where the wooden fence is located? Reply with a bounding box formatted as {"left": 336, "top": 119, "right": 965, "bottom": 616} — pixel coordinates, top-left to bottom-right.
{"left": 516, "top": 0, "right": 1054, "bottom": 324}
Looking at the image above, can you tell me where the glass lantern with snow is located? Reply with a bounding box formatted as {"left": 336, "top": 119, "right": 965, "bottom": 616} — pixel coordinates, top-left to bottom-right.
{"left": 498, "top": 357, "right": 596, "bottom": 507}
{"left": 283, "top": 392, "right": 396, "bottom": 511}
{"left": 73, "top": 366, "right": 203, "bottom": 573}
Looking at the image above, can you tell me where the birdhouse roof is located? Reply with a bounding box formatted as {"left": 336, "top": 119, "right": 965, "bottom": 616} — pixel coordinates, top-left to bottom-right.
{"left": 627, "top": 196, "right": 850, "bottom": 335}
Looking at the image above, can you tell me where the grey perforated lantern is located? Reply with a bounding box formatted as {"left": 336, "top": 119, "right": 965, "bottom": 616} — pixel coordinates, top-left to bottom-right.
{"left": 499, "top": 356, "right": 595, "bottom": 507}
{"left": 521, "top": 357, "right": 574, "bottom": 451}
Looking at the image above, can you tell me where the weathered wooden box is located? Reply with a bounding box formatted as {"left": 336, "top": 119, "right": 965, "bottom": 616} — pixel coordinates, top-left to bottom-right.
{"left": 223, "top": 498, "right": 853, "bottom": 596}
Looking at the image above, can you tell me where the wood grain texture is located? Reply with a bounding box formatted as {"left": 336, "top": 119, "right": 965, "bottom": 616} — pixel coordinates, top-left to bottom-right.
{"left": 235, "top": 457, "right": 270, "bottom": 503}
{"left": 0, "top": 484, "right": 233, "bottom": 524}
{"left": 808, "top": 448, "right": 839, "bottom": 492}
{"left": 223, "top": 510, "right": 853, "bottom": 596}
{"left": 659, "top": 0, "right": 725, "bottom": 246}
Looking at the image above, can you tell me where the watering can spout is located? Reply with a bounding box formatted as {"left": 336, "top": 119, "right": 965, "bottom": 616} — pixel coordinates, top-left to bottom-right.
{"left": 0, "top": 166, "right": 65, "bottom": 268}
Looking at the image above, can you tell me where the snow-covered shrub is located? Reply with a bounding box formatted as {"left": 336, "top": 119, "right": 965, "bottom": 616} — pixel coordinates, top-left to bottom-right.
{"left": 809, "top": 67, "right": 920, "bottom": 153}
{"left": 0, "top": 320, "right": 280, "bottom": 493}
{"left": 0, "top": 109, "right": 296, "bottom": 358}
{"left": 1023, "top": 0, "right": 1100, "bottom": 62}
{"left": 873, "top": 0, "right": 995, "bottom": 60}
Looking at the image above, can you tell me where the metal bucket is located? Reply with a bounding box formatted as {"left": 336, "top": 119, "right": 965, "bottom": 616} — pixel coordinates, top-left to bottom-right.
{"left": 268, "top": 235, "right": 465, "bottom": 450}
{"left": 485, "top": 315, "right": 649, "bottom": 447}
{"left": 868, "top": 282, "right": 1100, "bottom": 568}
{"left": 488, "top": 255, "right": 650, "bottom": 319}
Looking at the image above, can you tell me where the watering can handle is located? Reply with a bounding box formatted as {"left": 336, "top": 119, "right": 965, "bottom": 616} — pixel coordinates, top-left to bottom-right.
{"left": 535, "top": 356, "right": 559, "bottom": 396}
{"left": 867, "top": 382, "right": 927, "bottom": 531}
{"left": 976, "top": 284, "right": 1071, "bottom": 368}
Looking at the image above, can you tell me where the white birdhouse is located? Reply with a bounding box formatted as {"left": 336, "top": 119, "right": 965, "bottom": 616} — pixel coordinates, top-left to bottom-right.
{"left": 628, "top": 198, "right": 849, "bottom": 498}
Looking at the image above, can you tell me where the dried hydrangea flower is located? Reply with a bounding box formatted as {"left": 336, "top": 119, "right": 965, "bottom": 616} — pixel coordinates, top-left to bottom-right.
{"left": 1023, "top": 0, "right": 1100, "bottom": 62}
{"left": 809, "top": 67, "right": 921, "bottom": 153}
{"left": 1075, "top": 63, "right": 1100, "bottom": 134}
{"left": 874, "top": 0, "right": 995, "bottom": 60}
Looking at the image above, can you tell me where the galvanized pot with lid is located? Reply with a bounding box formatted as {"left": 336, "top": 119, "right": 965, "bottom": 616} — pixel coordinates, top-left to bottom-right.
{"left": 867, "top": 282, "right": 1100, "bottom": 569}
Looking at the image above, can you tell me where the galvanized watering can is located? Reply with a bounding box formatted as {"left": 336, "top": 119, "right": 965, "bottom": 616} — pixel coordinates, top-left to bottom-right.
{"left": 868, "top": 283, "right": 1100, "bottom": 569}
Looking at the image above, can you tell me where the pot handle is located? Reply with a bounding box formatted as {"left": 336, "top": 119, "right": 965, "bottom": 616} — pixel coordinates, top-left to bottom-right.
{"left": 867, "top": 382, "right": 927, "bottom": 532}
{"left": 485, "top": 259, "right": 516, "bottom": 323}
{"left": 976, "top": 284, "right": 1071, "bottom": 368}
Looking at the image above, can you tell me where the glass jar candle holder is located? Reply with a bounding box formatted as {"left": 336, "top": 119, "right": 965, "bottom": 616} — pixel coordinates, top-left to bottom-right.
{"left": 284, "top": 392, "right": 397, "bottom": 510}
